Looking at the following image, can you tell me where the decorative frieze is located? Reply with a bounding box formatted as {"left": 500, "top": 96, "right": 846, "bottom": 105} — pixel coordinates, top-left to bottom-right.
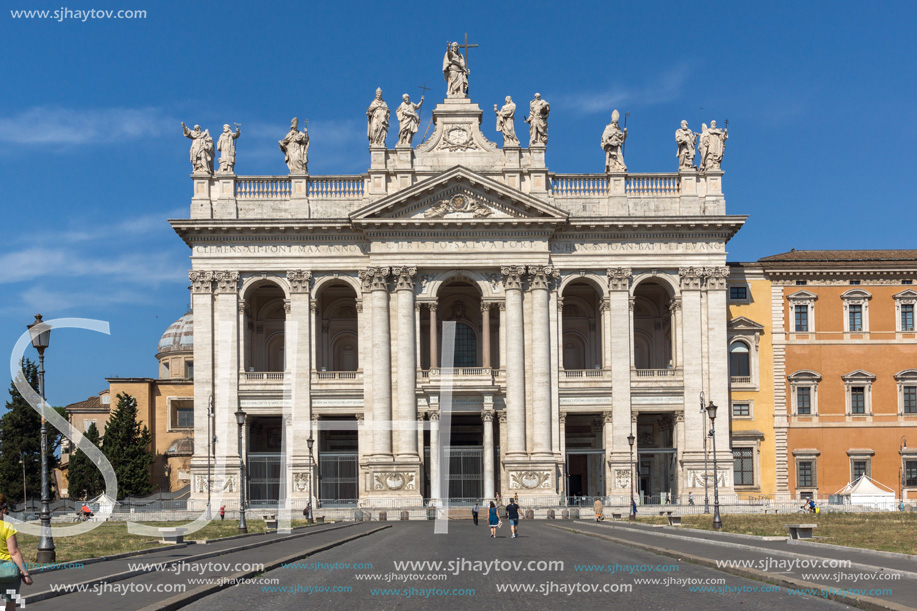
{"left": 607, "top": 267, "right": 632, "bottom": 291}
{"left": 213, "top": 271, "right": 240, "bottom": 294}
{"left": 501, "top": 265, "right": 526, "bottom": 291}
{"left": 189, "top": 270, "right": 214, "bottom": 293}
{"left": 527, "top": 265, "right": 559, "bottom": 290}
{"left": 391, "top": 266, "right": 417, "bottom": 291}
{"left": 286, "top": 270, "right": 313, "bottom": 293}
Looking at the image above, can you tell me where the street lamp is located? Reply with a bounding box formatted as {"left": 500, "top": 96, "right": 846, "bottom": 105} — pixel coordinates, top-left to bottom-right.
{"left": 307, "top": 436, "right": 315, "bottom": 523}
{"left": 627, "top": 433, "right": 636, "bottom": 521}
{"left": 27, "top": 314, "right": 55, "bottom": 563}
{"left": 206, "top": 395, "right": 213, "bottom": 520}
{"left": 19, "top": 455, "right": 27, "bottom": 515}
{"left": 235, "top": 408, "right": 247, "bottom": 534}
{"left": 701, "top": 391, "right": 710, "bottom": 514}
{"left": 706, "top": 401, "right": 723, "bottom": 531}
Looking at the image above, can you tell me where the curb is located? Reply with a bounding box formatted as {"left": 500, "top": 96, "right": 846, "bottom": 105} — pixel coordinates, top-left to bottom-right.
{"left": 139, "top": 524, "right": 392, "bottom": 611}
{"left": 548, "top": 524, "right": 912, "bottom": 611}
{"left": 22, "top": 522, "right": 357, "bottom": 605}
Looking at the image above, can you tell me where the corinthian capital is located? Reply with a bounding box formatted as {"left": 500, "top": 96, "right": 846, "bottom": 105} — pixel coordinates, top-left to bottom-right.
{"left": 705, "top": 266, "right": 730, "bottom": 291}
{"left": 286, "top": 270, "right": 313, "bottom": 294}
{"left": 358, "top": 267, "right": 390, "bottom": 291}
{"left": 391, "top": 266, "right": 417, "bottom": 291}
{"left": 527, "top": 265, "right": 559, "bottom": 291}
{"left": 678, "top": 267, "right": 708, "bottom": 291}
{"left": 501, "top": 265, "right": 527, "bottom": 291}
{"left": 189, "top": 270, "right": 214, "bottom": 293}
{"left": 213, "top": 271, "right": 240, "bottom": 294}
{"left": 606, "top": 267, "right": 632, "bottom": 291}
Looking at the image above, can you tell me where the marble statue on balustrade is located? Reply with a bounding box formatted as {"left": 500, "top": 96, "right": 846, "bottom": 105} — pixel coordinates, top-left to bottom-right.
{"left": 367, "top": 88, "right": 390, "bottom": 146}
{"left": 396, "top": 94, "right": 424, "bottom": 145}
{"left": 494, "top": 96, "right": 518, "bottom": 145}
{"left": 601, "top": 109, "right": 627, "bottom": 172}
{"left": 279, "top": 117, "right": 309, "bottom": 174}
{"left": 699, "top": 120, "right": 728, "bottom": 171}
{"left": 217, "top": 123, "right": 241, "bottom": 174}
{"left": 675, "top": 120, "right": 696, "bottom": 170}
{"left": 443, "top": 42, "right": 469, "bottom": 98}
{"left": 525, "top": 93, "right": 550, "bottom": 145}
{"left": 181, "top": 122, "right": 214, "bottom": 175}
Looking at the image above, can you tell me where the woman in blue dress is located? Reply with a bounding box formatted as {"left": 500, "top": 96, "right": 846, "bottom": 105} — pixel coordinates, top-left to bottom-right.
{"left": 488, "top": 501, "right": 501, "bottom": 538}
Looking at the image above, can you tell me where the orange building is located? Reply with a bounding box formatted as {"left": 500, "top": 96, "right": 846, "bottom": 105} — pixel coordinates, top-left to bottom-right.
{"left": 760, "top": 250, "right": 917, "bottom": 500}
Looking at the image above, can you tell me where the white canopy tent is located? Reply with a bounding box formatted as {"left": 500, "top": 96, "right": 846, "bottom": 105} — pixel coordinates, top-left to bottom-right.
{"left": 833, "top": 476, "right": 897, "bottom": 510}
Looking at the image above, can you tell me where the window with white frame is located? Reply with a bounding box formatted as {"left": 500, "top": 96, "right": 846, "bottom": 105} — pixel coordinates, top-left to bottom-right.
{"left": 84, "top": 419, "right": 97, "bottom": 433}
{"left": 904, "top": 457, "right": 917, "bottom": 487}
{"left": 731, "top": 400, "right": 753, "bottom": 419}
{"left": 168, "top": 398, "right": 194, "bottom": 430}
{"left": 895, "top": 370, "right": 917, "bottom": 415}
{"left": 847, "top": 449, "right": 874, "bottom": 482}
{"left": 843, "top": 370, "right": 876, "bottom": 416}
{"left": 894, "top": 290, "right": 917, "bottom": 332}
{"left": 841, "top": 289, "right": 871, "bottom": 332}
{"left": 727, "top": 317, "right": 763, "bottom": 390}
{"left": 733, "top": 447, "right": 755, "bottom": 486}
{"left": 729, "top": 285, "right": 749, "bottom": 302}
{"left": 787, "top": 290, "right": 817, "bottom": 333}
{"left": 788, "top": 370, "right": 821, "bottom": 416}
{"left": 796, "top": 457, "right": 817, "bottom": 490}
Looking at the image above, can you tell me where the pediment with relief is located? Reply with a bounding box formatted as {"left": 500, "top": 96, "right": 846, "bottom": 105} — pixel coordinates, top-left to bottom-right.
{"left": 351, "top": 166, "right": 567, "bottom": 223}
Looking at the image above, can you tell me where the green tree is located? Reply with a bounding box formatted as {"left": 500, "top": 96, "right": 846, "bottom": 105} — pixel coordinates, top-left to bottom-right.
{"left": 0, "top": 359, "right": 59, "bottom": 505}
{"left": 102, "top": 392, "right": 153, "bottom": 499}
{"left": 66, "top": 422, "right": 104, "bottom": 500}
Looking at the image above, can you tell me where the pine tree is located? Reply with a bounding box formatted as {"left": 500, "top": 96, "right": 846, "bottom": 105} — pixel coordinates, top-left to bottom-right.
{"left": 66, "top": 422, "right": 104, "bottom": 500}
{"left": 102, "top": 392, "right": 153, "bottom": 499}
{"left": 0, "top": 359, "right": 59, "bottom": 504}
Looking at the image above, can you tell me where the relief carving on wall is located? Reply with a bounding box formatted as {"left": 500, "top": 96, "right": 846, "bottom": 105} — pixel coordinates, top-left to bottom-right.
{"left": 614, "top": 469, "right": 632, "bottom": 489}
{"left": 424, "top": 193, "right": 493, "bottom": 218}
{"left": 195, "top": 474, "right": 237, "bottom": 493}
{"left": 373, "top": 472, "right": 417, "bottom": 491}
{"left": 508, "top": 471, "right": 552, "bottom": 490}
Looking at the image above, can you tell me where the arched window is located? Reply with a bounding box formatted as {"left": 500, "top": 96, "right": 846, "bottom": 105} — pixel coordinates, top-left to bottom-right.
{"left": 729, "top": 342, "right": 750, "bottom": 377}
{"left": 453, "top": 323, "right": 477, "bottom": 367}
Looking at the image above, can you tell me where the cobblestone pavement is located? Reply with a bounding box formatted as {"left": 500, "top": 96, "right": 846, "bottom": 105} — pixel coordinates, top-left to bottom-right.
{"left": 184, "top": 521, "right": 852, "bottom": 611}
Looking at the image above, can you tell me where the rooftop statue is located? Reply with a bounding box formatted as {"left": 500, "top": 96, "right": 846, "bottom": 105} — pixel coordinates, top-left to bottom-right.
{"left": 367, "top": 88, "right": 390, "bottom": 146}
{"left": 279, "top": 117, "right": 309, "bottom": 174}
{"left": 443, "top": 42, "right": 469, "bottom": 98}
{"left": 675, "top": 120, "right": 696, "bottom": 171}
{"left": 525, "top": 93, "right": 550, "bottom": 145}
{"left": 217, "top": 123, "right": 241, "bottom": 174}
{"left": 601, "top": 110, "right": 627, "bottom": 172}
{"left": 396, "top": 94, "right": 424, "bottom": 146}
{"left": 181, "top": 122, "right": 214, "bottom": 175}
{"left": 494, "top": 96, "right": 518, "bottom": 146}
{"left": 700, "top": 120, "right": 728, "bottom": 171}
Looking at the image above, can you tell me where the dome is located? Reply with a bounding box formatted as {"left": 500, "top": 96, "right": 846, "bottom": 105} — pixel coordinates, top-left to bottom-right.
{"left": 158, "top": 311, "right": 193, "bottom": 354}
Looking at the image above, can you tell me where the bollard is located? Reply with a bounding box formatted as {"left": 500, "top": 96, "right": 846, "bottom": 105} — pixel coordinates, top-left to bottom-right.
{"left": 363, "top": 511, "right": 372, "bottom": 522}
{"left": 525, "top": 509, "right": 535, "bottom": 520}
{"left": 427, "top": 506, "right": 436, "bottom": 520}
{"left": 354, "top": 509, "right": 363, "bottom": 522}
{"left": 401, "top": 510, "right": 410, "bottom": 521}
{"left": 547, "top": 509, "right": 555, "bottom": 519}
{"left": 562, "top": 509, "right": 569, "bottom": 520}
{"left": 379, "top": 511, "right": 387, "bottom": 521}
{"left": 570, "top": 508, "right": 580, "bottom": 519}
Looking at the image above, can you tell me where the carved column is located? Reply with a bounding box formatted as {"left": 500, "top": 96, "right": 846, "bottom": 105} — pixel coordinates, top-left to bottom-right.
{"left": 392, "top": 266, "right": 418, "bottom": 460}
{"left": 286, "top": 270, "right": 313, "bottom": 488}
{"left": 529, "top": 265, "right": 557, "bottom": 458}
{"left": 360, "top": 267, "right": 393, "bottom": 461}
{"left": 481, "top": 303, "right": 492, "bottom": 369}
{"left": 607, "top": 268, "right": 633, "bottom": 486}
{"left": 602, "top": 412, "right": 614, "bottom": 496}
{"left": 416, "top": 413, "right": 425, "bottom": 467}
{"left": 213, "top": 271, "right": 240, "bottom": 464}
{"left": 497, "top": 411, "right": 508, "bottom": 497}
{"left": 429, "top": 410, "right": 441, "bottom": 502}
{"left": 310, "top": 300, "right": 318, "bottom": 370}
{"left": 558, "top": 413, "right": 567, "bottom": 499}
{"left": 502, "top": 266, "right": 527, "bottom": 458}
{"left": 429, "top": 303, "right": 439, "bottom": 369}
{"left": 482, "top": 411, "right": 495, "bottom": 500}
{"left": 414, "top": 303, "right": 422, "bottom": 368}
{"left": 705, "top": 267, "right": 732, "bottom": 480}
{"left": 497, "top": 302, "right": 506, "bottom": 369}
{"left": 679, "top": 267, "right": 708, "bottom": 471}
{"left": 189, "top": 271, "right": 214, "bottom": 477}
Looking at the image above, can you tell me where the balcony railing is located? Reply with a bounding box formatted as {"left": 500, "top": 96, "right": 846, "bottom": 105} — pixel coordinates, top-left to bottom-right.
{"left": 634, "top": 369, "right": 678, "bottom": 378}
{"left": 420, "top": 367, "right": 494, "bottom": 378}
{"left": 241, "top": 371, "right": 285, "bottom": 381}
{"left": 234, "top": 175, "right": 365, "bottom": 200}
{"left": 730, "top": 376, "right": 752, "bottom": 385}
{"left": 559, "top": 369, "right": 609, "bottom": 379}
{"left": 312, "top": 371, "right": 363, "bottom": 381}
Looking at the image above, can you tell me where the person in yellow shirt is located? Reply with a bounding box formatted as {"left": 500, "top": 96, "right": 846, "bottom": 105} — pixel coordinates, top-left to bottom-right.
{"left": 0, "top": 494, "right": 33, "bottom": 610}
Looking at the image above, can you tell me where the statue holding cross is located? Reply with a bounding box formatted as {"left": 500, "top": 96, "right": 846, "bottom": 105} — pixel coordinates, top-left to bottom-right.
{"left": 442, "top": 35, "right": 477, "bottom": 98}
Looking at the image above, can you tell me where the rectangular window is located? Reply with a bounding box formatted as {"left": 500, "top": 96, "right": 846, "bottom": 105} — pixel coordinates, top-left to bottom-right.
{"left": 732, "top": 403, "right": 750, "bottom": 417}
{"left": 794, "top": 305, "right": 809, "bottom": 332}
{"left": 903, "top": 280, "right": 913, "bottom": 285}
{"left": 796, "top": 280, "right": 807, "bottom": 286}
{"left": 84, "top": 419, "right": 97, "bottom": 433}
{"left": 185, "top": 361, "right": 194, "bottom": 379}
{"left": 902, "top": 304, "right": 915, "bottom": 332}
{"left": 849, "top": 280, "right": 861, "bottom": 285}
{"left": 850, "top": 386, "right": 866, "bottom": 414}
{"left": 729, "top": 286, "right": 748, "bottom": 300}
{"left": 733, "top": 448, "right": 754, "bottom": 486}
{"left": 797, "top": 460, "right": 814, "bottom": 488}
{"left": 171, "top": 399, "right": 194, "bottom": 429}
{"left": 906, "top": 460, "right": 917, "bottom": 487}
{"left": 852, "top": 460, "right": 868, "bottom": 481}
{"left": 797, "top": 387, "right": 811, "bottom": 415}
{"left": 848, "top": 305, "right": 863, "bottom": 331}
{"left": 904, "top": 386, "right": 917, "bottom": 414}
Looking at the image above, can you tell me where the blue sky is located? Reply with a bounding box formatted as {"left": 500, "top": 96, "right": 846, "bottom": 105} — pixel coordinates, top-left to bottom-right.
{"left": 1, "top": 0, "right": 915, "bottom": 407}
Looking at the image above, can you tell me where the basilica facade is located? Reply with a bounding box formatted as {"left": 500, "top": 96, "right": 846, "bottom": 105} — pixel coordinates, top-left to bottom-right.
{"left": 174, "top": 76, "right": 744, "bottom": 509}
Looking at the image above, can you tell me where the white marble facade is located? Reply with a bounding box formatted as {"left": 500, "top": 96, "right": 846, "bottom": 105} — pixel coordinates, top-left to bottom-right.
{"left": 176, "top": 92, "right": 742, "bottom": 509}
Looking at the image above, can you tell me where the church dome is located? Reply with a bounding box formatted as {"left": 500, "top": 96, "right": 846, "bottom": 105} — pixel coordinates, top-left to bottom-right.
{"left": 158, "top": 311, "right": 193, "bottom": 354}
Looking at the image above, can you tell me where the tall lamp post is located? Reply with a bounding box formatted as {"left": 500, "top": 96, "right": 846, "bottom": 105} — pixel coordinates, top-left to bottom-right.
{"left": 235, "top": 408, "right": 247, "bottom": 534}
{"left": 627, "top": 433, "right": 636, "bottom": 521}
{"left": 700, "top": 391, "right": 710, "bottom": 514}
{"left": 206, "top": 395, "right": 213, "bottom": 520}
{"left": 28, "top": 314, "right": 55, "bottom": 563}
{"left": 307, "top": 437, "right": 315, "bottom": 523}
{"left": 706, "top": 401, "right": 723, "bottom": 530}
{"left": 19, "top": 455, "right": 28, "bottom": 514}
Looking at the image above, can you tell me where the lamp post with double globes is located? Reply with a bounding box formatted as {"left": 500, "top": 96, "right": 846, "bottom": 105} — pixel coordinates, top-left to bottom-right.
{"left": 27, "top": 314, "right": 55, "bottom": 563}
{"left": 627, "top": 433, "right": 636, "bottom": 521}
{"left": 235, "top": 408, "right": 247, "bottom": 534}
{"left": 706, "top": 401, "right": 723, "bottom": 531}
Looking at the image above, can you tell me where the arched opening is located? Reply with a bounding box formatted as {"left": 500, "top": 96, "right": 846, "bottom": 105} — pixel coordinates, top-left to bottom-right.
{"left": 243, "top": 283, "right": 286, "bottom": 372}
{"left": 561, "top": 280, "right": 603, "bottom": 370}
{"left": 316, "top": 282, "right": 360, "bottom": 372}
{"left": 729, "top": 341, "right": 750, "bottom": 378}
{"left": 423, "top": 279, "right": 491, "bottom": 369}
{"left": 632, "top": 280, "right": 674, "bottom": 370}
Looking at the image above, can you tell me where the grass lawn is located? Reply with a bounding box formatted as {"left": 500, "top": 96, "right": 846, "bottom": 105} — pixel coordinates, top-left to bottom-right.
{"left": 14, "top": 519, "right": 315, "bottom": 563}
{"left": 632, "top": 512, "right": 917, "bottom": 555}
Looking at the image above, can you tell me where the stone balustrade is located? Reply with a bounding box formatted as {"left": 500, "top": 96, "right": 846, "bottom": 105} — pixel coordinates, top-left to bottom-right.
{"left": 624, "top": 174, "right": 681, "bottom": 196}
{"left": 235, "top": 176, "right": 293, "bottom": 199}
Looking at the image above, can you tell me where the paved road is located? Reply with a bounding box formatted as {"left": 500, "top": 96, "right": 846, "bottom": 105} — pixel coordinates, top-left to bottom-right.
{"left": 184, "top": 521, "right": 851, "bottom": 611}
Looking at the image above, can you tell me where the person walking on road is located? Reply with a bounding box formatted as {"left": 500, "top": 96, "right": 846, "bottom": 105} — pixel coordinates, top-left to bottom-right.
{"left": 0, "top": 494, "right": 33, "bottom": 611}
{"left": 487, "top": 501, "right": 501, "bottom": 538}
{"left": 506, "top": 498, "right": 521, "bottom": 538}
{"left": 472, "top": 501, "right": 479, "bottom": 526}
{"left": 593, "top": 498, "right": 604, "bottom": 522}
